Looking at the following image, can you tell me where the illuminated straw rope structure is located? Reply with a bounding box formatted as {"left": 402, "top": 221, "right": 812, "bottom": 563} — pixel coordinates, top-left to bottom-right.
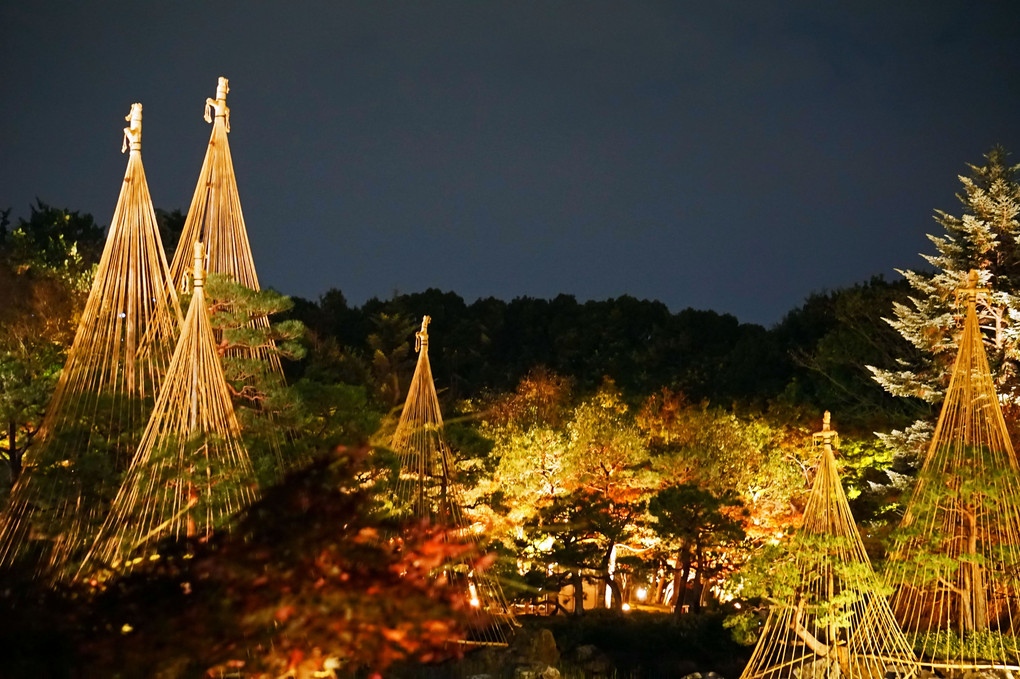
{"left": 392, "top": 316, "right": 516, "bottom": 645}
{"left": 79, "top": 242, "right": 257, "bottom": 575}
{"left": 886, "top": 270, "right": 1020, "bottom": 670}
{"left": 169, "top": 76, "right": 282, "bottom": 379}
{"left": 0, "top": 104, "right": 182, "bottom": 576}
{"left": 739, "top": 413, "right": 919, "bottom": 679}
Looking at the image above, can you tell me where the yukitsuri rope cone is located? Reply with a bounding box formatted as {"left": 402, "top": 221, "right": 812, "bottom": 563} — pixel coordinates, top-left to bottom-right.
{"left": 885, "top": 270, "right": 1020, "bottom": 671}
{"left": 78, "top": 242, "right": 258, "bottom": 578}
{"left": 739, "top": 413, "right": 919, "bottom": 679}
{"left": 169, "top": 76, "right": 288, "bottom": 467}
{"left": 391, "top": 316, "right": 516, "bottom": 646}
{"left": 0, "top": 104, "right": 182, "bottom": 578}
{"left": 169, "top": 77, "right": 282, "bottom": 373}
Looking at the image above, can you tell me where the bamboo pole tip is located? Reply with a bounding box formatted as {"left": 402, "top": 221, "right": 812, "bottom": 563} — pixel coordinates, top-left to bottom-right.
{"left": 415, "top": 315, "right": 431, "bottom": 352}
{"left": 956, "top": 268, "right": 989, "bottom": 308}
{"left": 204, "top": 77, "right": 231, "bottom": 127}
{"left": 813, "top": 410, "right": 837, "bottom": 449}
{"left": 193, "top": 241, "right": 205, "bottom": 289}
{"left": 122, "top": 103, "right": 142, "bottom": 153}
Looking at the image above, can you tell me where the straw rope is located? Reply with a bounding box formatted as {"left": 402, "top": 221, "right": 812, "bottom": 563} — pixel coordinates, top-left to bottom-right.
{"left": 739, "top": 413, "right": 919, "bottom": 679}
{"left": 885, "top": 270, "right": 1020, "bottom": 669}
{"left": 0, "top": 103, "right": 182, "bottom": 578}
{"left": 169, "top": 77, "right": 282, "bottom": 378}
{"left": 392, "top": 316, "right": 517, "bottom": 645}
{"left": 168, "top": 76, "right": 290, "bottom": 476}
{"left": 78, "top": 242, "right": 257, "bottom": 577}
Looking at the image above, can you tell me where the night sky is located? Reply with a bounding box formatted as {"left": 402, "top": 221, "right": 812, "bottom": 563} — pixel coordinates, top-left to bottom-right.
{"left": 3, "top": 2, "right": 1019, "bottom": 326}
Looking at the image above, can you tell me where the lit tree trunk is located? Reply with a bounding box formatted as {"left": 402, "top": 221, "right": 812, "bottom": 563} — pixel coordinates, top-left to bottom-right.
{"left": 961, "top": 502, "right": 988, "bottom": 632}
{"left": 673, "top": 544, "right": 692, "bottom": 617}
{"left": 187, "top": 479, "right": 197, "bottom": 538}
{"left": 606, "top": 575, "right": 623, "bottom": 612}
{"left": 571, "top": 571, "right": 584, "bottom": 616}
{"left": 691, "top": 540, "right": 705, "bottom": 613}
{"left": 792, "top": 596, "right": 850, "bottom": 677}
{"left": 653, "top": 566, "right": 666, "bottom": 605}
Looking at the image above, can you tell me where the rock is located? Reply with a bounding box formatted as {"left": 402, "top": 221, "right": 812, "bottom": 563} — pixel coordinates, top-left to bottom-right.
{"left": 567, "top": 644, "right": 614, "bottom": 676}
{"left": 514, "top": 663, "right": 551, "bottom": 679}
{"left": 510, "top": 627, "right": 560, "bottom": 667}
{"left": 793, "top": 658, "right": 840, "bottom": 679}
{"left": 459, "top": 646, "right": 511, "bottom": 677}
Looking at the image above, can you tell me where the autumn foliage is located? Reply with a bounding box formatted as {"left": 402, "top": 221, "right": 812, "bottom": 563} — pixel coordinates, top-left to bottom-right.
{"left": 14, "top": 448, "right": 484, "bottom": 676}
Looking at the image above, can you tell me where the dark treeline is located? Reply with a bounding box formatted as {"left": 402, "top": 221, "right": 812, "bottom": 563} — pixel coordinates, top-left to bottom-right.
{"left": 286, "top": 276, "right": 926, "bottom": 431}
{"left": 1, "top": 199, "right": 926, "bottom": 433}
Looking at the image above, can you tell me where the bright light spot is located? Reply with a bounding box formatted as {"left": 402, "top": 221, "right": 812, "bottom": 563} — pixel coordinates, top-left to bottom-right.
{"left": 636, "top": 587, "right": 647, "bottom": 601}
{"left": 121, "top": 624, "right": 133, "bottom": 634}
{"left": 470, "top": 597, "right": 481, "bottom": 608}
{"left": 469, "top": 582, "right": 480, "bottom": 607}
{"left": 118, "top": 312, "right": 126, "bottom": 318}
{"left": 734, "top": 602, "right": 742, "bottom": 609}
{"left": 622, "top": 603, "right": 631, "bottom": 612}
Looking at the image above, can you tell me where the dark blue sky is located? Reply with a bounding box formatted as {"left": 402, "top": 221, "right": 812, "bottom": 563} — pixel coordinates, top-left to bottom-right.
{"left": 3, "top": 2, "right": 1019, "bottom": 326}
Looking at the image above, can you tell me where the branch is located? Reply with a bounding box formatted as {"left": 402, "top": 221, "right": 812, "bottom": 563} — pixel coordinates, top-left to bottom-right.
{"left": 791, "top": 596, "right": 830, "bottom": 657}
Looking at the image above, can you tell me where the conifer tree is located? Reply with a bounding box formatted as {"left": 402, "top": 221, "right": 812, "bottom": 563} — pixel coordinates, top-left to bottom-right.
{"left": 871, "top": 147, "right": 1020, "bottom": 447}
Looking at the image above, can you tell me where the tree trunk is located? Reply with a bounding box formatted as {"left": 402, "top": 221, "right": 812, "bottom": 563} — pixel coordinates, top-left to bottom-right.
{"left": 8, "top": 419, "right": 20, "bottom": 483}
{"left": 962, "top": 503, "right": 987, "bottom": 631}
{"left": 571, "top": 571, "right": 584, "bottom": 615}
{"left": 606, "top": 575, "right": 623, "bottom": 612}
{"left": 653, "top": 564, "right": 666, "bottom": 605}
{"left": 691, "top": 541, "right": 705, "bottom": 613}
{"left": 673, "top": 546, "right": 693, "bottom": 617}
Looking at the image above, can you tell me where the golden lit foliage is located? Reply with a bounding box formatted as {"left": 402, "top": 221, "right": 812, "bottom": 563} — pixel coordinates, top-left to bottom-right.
{"left": 486, "top": 368, "right": 573, "bottom": 429}
{"left": 563, "top": 379, "right": 651, "bottom": 504}
{"left": 639, "top": 389, "right": 810, "bottom": 540}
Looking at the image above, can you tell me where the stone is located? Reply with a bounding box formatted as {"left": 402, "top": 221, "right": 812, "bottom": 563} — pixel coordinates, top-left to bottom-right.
{"left": 567, "top": 644, "right": 614, "bottom": 676}
{"left": 510, "top": 627, "right": 560, "bottom": 667}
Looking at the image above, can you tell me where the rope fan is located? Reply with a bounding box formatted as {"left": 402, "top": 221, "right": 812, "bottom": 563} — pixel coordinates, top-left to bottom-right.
{"left": 168, "top": 76, "right": 289, "bottom": 467}
{"left": 739, "top": 412, "right": 919, "bottom": 679}
{"left": 0, "top": 104, "right": 182, "bottom": 578}
{"left": 391, "top": 316, "right": 517, "bottom": 646}
{"left": 885, "top": 270, "right": 1020, "bottom": 670}
{"left": 169, "top": 77, "right": 283, "bottom": 377}
{"left": 78, "top": 242, "right": 258, "bottom": 578}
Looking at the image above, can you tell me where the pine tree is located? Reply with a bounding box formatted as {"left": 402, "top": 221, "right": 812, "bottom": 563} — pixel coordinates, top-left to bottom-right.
{"left": 870, "top": 147, "right": 1020, "bottom": 448}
